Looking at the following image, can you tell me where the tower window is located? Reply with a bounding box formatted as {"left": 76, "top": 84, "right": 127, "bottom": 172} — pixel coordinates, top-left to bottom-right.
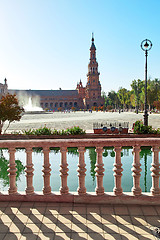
{"left": 92, "top": 54, "right": 95, "bottom": 58}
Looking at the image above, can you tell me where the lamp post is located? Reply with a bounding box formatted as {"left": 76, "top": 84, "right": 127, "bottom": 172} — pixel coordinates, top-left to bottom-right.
{"left": 141, "top": 39, "right": 152, "bottom": 126}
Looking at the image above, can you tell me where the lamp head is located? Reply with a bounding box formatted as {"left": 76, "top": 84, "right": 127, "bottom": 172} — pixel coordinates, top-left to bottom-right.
{"left": 144, "top": 41, "right": 149, "bottom": 49}
{"left": 141, "top": 39, "right": 152, "bottom": 51}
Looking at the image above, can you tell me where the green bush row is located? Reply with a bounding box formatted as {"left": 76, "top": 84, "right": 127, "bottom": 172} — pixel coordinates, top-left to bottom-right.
{"left": 12, "top": 126, "right": 86, "bottom": 136}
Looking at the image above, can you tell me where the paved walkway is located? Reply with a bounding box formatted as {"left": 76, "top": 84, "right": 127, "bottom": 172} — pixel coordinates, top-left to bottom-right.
{"left": 0, "top": 202, "right": 159, "bottom": 240}
{"left": 6, "top": 111, "right": 160, "bottom": 133}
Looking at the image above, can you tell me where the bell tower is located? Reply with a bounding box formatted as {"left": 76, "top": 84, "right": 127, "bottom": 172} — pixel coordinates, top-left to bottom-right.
{"left": 85, "top": 34, "right": 102, "bottom": 108}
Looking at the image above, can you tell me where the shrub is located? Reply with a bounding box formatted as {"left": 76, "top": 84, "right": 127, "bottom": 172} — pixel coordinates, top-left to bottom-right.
{"left": 22, "top": 126, "right": 86, "bottom": 136}
{"left": 92, "top": 106, "right": 98, "bottom": 111}
{"left": 57, "top": 107, "right": 62, "bottom": 112}
{"left": 133, "top": 120, "right": 160, "bottom": 134}
{"left": 107, "top": 105, "right": 112, "bottom": 111}
{"left": 65, "top": 126, "right": 86, "bottom": 135}
{"left": 34, "top": 126, "right": 52, "bottom": 135}
{"left": 71, "top": 107, "right": 76, "bottom": 111}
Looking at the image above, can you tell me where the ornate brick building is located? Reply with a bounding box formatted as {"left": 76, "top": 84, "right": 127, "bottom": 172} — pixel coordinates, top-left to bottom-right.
{"left": 8, "top": 35, "right": 104, "bottom": 110}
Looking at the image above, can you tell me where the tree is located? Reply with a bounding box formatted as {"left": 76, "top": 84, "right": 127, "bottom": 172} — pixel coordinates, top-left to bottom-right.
{"left": 101, "top": 91, "right": 107, "bottom": 109}
{"left": 117, "top": 87, "right": 129, "bottom": 109}
{"left": 0, "top": 93, "right": 24, "bottom": 134}
{"left": 131, "top": 79, "right": 144, "bottom": 112}
{"left": 153, "top": 78, "right": 160, "bottom": 101}
{"left": 153, "top": 101, "right": 160, "bottom": 111}
{"left": 106, "top": 90, "right": 119, "bottom": 109}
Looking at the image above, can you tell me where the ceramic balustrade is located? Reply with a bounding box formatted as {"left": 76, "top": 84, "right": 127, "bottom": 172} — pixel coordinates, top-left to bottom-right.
{"left": 0, "top": 138, "right": 159, "bottom": 203}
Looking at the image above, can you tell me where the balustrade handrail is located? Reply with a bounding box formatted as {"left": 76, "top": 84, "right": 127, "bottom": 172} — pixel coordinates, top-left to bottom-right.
{"left": 0, "top": 137, "right": 160, "bottom": 204}
{"left": 0, "top": 137, "right": 160, "bottom": 148}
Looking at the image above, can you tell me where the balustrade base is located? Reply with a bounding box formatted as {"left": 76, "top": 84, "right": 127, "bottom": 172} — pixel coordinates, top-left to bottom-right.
{"left": 0, "top": 192, "right": 160, "bottom": 205}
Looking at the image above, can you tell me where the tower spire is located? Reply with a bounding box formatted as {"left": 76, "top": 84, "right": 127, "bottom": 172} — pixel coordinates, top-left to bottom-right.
{"left": 92, "top": 32, "right": 94, "bottom": 42}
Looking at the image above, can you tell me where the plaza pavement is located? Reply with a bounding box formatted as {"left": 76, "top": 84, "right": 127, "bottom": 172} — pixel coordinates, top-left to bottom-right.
{"left": 0, "top": 201, "right": 159, "bottom": 240}
{"left": 6, "top": 111, "right": 160, "bottom": 133}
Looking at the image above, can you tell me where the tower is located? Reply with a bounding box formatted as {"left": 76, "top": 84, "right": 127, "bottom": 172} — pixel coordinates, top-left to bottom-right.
{"left": 85, "top": 34, "right": 103, "bottom": 109}
{"left": 76, "top": 79, "right": 85, "bottom": 98}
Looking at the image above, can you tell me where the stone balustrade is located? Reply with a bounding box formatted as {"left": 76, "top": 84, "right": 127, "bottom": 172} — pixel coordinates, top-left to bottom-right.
{"left": 0, "top": 138, "right": 160, "bottom": 204}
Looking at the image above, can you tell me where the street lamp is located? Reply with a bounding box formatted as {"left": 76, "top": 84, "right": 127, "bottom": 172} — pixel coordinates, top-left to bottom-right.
{"left": 141, "top": 39, "right": 152, "bottom": 126}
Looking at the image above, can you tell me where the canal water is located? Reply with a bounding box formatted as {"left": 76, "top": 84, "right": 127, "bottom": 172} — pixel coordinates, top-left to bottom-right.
{"left": 0, "top": 147, "right": 156, "bottom": 193}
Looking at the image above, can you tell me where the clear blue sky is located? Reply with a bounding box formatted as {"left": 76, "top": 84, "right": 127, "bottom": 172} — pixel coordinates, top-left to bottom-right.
{"left": 0, "top": 0, "right": 160, "bottom": 94}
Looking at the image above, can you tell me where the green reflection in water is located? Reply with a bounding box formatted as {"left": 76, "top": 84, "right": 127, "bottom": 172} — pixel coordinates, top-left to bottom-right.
{"left": 88, "top": 147, "right": 96, "bottom": 181}
{"left": 0, "top": 147, "right": 154, "bottom": 192}
{"left": 140, "top": 146, "right": 152, "bottom": 192}
{"left": 0, "top": 149, "right": 25, "bottom": 187}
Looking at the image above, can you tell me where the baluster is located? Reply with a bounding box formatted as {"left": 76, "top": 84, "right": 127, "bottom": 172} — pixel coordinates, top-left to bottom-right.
{"left": 113, "top": 147, "right": 123, "bottom": 195}
{"left": 77, "top": 147, "right": 86, "bottom": 195}
{"left": 25, "top": 147, "right": 34, "bottom": 195}
{"left": 60, "top": 147, "right": 69, "bottom": 194}
{"left": 8, "top": 148, "right": 17, "bottom": 194}
{"left": 42, "top": 147, "right": 51, "bottom": 195}
{"left": 95, "top": 147, "right": 104, "bottom": 195}
{"left": 150, "top": 146, "right": 160, "bottom": 195}
{"left": 131, "top": 146, "right": 142, "bottom": 196}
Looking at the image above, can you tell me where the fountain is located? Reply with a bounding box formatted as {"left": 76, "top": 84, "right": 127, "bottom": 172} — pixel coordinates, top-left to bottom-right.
{"left": 24, "top": 96, "right": 44, "bottom": 114}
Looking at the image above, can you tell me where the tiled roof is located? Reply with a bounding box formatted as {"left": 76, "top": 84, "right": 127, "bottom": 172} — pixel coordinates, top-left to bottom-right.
{"left": 9, "top": 89, "right": 79, "bottom": 97}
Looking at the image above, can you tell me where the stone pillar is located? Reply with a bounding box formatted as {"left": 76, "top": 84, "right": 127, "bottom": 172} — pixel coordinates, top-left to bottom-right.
{"left": 77, "top": 147, "right": 86, "bottom": 195}
{"left": 8, "top": 148, "right": 17, "bottom": 194}
{"left": 150, "top": 146, "right": 160, "bottom": 195}
{"left": 95, "top": 147, "right": 104, "bottom": 195}
{"left": 60, "top": 147, "right": 69, "bottom": 194}
{"left": 42, "top": 147, "right": 51, "bottom": 195}
{"left": 25, "top": 147, "right": 34, "bottom": 195}
{"left": 131, "top": 146, "right": 142, "bottom": 196}
{"left": 113, "top": 147, "right": 123, "bottom": 195}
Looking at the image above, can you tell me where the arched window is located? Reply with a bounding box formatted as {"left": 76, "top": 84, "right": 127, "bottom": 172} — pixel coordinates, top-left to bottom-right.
{"left": 55, "top": 102, "right": 58, "bottom": 107}
{"left": 60, "top": 102, "right": 63, "bottom": 107}
{"left": 69, "top": 102, "right": 72, "bottom": 107}
{"left": 74, "top": 102, "right": 77, "bottom": 107}
{"left": 45, "top": 103, "right": 48, "bottom": 108}
{"left": 93, "top": 102, "right": 97, "bottom": 106}
{"left": 64, "top": 102, "right": 68, "bottom": 108}
{"left": 50, "top": 103, "right": 53, "bottom": 108}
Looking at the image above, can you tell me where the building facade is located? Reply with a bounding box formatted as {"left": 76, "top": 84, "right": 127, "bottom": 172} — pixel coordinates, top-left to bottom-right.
{"left": 0, "top": 78, "right": 8, "bottom": 99}
{"left": 7, "top": 36, "right": 104, "bottom": 110}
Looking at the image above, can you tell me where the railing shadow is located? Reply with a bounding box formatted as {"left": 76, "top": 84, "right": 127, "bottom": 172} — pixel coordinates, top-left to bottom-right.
{"left": 0, "top": 202, "right": 158, "bottom": 239}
